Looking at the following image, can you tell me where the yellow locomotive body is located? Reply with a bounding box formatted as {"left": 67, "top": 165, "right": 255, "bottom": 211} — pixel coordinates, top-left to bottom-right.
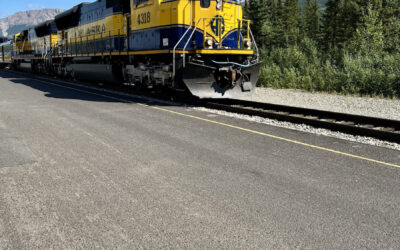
{"left": 13, "top": 31, "right": 33, "bottom": 57}
{"left": 55, "top": 4, "right": 128, "bottom": 57}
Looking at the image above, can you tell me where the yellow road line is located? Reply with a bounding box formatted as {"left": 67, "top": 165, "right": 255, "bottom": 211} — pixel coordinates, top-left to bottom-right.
{"left": 146, "top": 106, "right": 400, "bottom": 169}
{"left": 12, "top": 73, "right": 400, "bottom": 169}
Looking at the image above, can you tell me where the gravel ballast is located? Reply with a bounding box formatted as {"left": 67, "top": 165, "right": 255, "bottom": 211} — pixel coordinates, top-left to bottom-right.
{"left": 239, "top": 88, "right": 400, "bottom": 121}
{"left": 192, "top": 107, "right": 400, "bottom": 151}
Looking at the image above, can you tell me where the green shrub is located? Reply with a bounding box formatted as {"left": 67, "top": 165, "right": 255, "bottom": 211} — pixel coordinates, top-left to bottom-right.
{"left": 257, "top": 39, "right": 400, "bottom": 98}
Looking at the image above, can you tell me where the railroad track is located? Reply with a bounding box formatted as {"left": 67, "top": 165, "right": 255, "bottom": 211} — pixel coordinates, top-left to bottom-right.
{"left": 203, "top": 99, "right": 400, "bottom": 143}
{"left": 3, "top": 69, "right": 400, "bottom": 143}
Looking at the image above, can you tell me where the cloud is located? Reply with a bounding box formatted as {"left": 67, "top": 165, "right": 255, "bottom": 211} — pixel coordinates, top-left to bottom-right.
{"left": 27, "top": 3, "right": 46, "bottom": 10}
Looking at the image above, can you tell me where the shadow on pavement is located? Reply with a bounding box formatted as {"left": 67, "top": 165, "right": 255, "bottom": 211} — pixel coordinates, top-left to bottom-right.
{"left": 0, "top": 70, "right": 180, "bottom": 106}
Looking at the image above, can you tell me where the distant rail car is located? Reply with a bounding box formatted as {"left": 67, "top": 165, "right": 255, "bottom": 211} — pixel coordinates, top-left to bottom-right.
{"left": 0, "top": 41, "right": 12, "bottom": 68}
{"left": 0, "top": 0, "right": 261, "bottom": 98}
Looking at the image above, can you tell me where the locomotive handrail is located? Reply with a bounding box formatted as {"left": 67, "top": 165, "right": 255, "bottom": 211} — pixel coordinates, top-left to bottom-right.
{"left": 172, "top": 0, "right": 193, "bottom": 79}
{"left": 182, "top": 17, "right": 205, "bottom": 68}
{"left": 21, "top": 40, "right": 26, "bottom": 54}
{"left": 173, "top": 16, "right": 254, "bottom": 77}
{"left": 55, "top": 27, "right": 128, "bottom": 56}
{"left": 172, "top": 24, "right": 193, "bottom": 77}
{"left": 182, "top": 15, "right": 242, "bottom": 67}
{"left": 249, "top": 27, "right": 259, "bottom": 61}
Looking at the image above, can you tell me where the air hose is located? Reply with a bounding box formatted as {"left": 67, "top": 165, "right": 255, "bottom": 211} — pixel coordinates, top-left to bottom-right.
{"left": 210, "top": 60, "right": 252, "bottom": 68}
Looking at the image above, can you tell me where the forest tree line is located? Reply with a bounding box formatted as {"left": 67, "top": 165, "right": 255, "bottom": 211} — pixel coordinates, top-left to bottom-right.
{"left": 245, "top": 0, "right": 400, "bottom": 97}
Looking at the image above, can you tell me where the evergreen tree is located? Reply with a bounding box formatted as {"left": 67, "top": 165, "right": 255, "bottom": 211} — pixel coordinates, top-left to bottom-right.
{"left": 260, "top": 0, "right": 275, "bottom": 50}
{"left": 381, "top": 0, "right": 400, "bottom": 52}
{"left": 245, "top": 0, "right": 270, "bottom": 47}
{"left": 348, "top": 4, "right": 384, "bottom": 55}
{"left": 323, "top": 0, "right": 339, "bottom": 50}
{"left": 354, "top": 0, "right": 383, "bottom": 10}
{"left": 268, "top": 0, "right": 286, "bottom": 48}
{"left": 323, "top": 0, "right": 362, "bottom": 50}
{"left": 304, "top": 0, "right": 321, "bottom": 41}
{"left": 283, "top": 0, "right": 302, "bottom": 47}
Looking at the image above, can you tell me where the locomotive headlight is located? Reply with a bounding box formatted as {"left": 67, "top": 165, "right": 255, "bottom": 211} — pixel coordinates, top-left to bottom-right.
{"left": 205, "top": 38, "right": 213, "bottom": 49}
{"left": 216, "top": 0, "right": 223, "bottom": 10}
{"left": 244, "top": 40, "right": 252, "bottom": 49}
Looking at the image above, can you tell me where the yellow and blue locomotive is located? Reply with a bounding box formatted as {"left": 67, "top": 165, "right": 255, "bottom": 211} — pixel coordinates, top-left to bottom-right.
{"left": 3, "top": 0, "right": 260, "bottom": 98}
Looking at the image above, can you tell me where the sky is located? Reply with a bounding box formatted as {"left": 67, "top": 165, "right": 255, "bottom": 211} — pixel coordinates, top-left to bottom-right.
{"left": 0, "top": 0, "right": 92, "bottom": 18}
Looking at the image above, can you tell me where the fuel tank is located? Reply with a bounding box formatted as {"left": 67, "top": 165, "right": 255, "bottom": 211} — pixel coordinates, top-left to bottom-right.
{"left": 70, "top": 64, "right": 123, "bottom": 84}
{"left": 20, "top": 62, "right": 33, "bottom": 72}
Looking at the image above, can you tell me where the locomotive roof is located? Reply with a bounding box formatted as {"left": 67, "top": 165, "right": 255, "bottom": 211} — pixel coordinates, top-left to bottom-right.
{"left": 35, "top": 20, "right": 58, "bottom": 37}
{"left": 54, "top": 2, "right": 90, "bottom": 30}
{"left": 55, "top": 2, "right": 91, "bottom": 20}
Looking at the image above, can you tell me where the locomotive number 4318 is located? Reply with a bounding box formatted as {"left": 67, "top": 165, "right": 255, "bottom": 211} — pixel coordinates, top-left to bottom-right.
{"left": 138, "top": 12, "right": 151, "bottom": 24}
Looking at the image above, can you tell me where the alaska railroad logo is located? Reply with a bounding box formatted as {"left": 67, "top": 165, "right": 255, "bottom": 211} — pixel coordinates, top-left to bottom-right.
{"left": 210, "top": 15, "right": 225, "bottom": 36}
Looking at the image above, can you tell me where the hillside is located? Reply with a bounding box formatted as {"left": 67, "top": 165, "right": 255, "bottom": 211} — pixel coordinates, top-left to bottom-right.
{"left": 0, "top": 9, "right": 64, "bottom": 38}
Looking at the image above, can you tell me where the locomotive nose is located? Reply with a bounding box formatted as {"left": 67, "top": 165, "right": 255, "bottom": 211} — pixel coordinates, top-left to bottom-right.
{"left": 182, "top": 62, "right": 262, "bottom": 99}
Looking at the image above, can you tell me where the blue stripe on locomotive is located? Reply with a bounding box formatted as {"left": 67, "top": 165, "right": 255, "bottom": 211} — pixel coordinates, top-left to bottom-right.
{"left": 71, "top": 36, "right": 126, "bottom": 54}
{"left": 128, "top": 26, "right": 242, "bottom": 51}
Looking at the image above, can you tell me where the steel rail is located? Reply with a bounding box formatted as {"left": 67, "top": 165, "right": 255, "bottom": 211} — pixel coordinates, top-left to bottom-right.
{"left": 203, "top": 99, "right": 400, "bottom": 143}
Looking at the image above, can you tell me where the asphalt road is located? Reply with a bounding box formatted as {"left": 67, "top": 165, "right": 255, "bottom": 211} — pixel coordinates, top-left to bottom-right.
{"left": 0, "top": 70, "right": 399, "bottom": 249}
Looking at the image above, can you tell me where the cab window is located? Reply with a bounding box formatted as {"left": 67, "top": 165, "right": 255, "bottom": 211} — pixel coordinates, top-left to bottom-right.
{"left": 133, "top": 0, "right": 148, "bottom": 6}
{"left": 201, "top": 0, "right": 210, "bottom": 8}
{"left": 107, "top": 0, "right": 131, "bottom": 12}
